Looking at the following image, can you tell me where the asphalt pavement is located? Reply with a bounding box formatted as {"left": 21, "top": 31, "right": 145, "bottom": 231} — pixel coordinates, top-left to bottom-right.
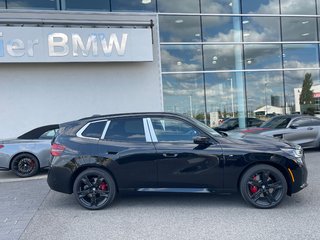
{"left": 1, "top": 150, "right": 320, "bottom": 240}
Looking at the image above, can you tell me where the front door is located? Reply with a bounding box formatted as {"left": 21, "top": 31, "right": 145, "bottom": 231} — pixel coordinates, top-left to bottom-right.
{"left": 148, "top": 117, "right": 224, "bottom": 190}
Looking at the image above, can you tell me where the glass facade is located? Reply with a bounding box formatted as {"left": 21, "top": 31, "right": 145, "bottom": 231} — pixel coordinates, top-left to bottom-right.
{"left": 1, "top": 0, "right": 320, "bottom": 124}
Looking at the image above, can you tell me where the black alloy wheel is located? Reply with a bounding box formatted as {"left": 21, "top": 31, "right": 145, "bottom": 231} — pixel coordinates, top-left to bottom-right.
{"left": 10, "top": 153, "right": 39, "bottom": 178}
{"left": 240, "top": 164, "right": 287, "bottom": 209}
{"left": 73, "top": 168, "right": 116, "bottom": 210}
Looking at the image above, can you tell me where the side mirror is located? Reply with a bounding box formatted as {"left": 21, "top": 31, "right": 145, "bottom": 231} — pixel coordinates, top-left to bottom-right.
{"left": 290, "top": 123, "right": 299, "bottom": 129}
{"left": 193, "top": 136, "right": 211, "bottom": 145}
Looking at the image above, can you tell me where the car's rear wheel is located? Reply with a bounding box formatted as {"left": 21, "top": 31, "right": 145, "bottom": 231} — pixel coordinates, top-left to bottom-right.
{"left": 10, "top": 153, "right": 39, "bottom": 178}
{"left": 73, "top": 168, "right": 116, "bottom": 210}
{"left": 240, "top": 164, "right": 287, "bottom": 209}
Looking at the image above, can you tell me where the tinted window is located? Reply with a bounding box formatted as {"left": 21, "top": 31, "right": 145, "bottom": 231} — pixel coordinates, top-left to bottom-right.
{"left": 64, "top": 0, "right": 110, "bottom": 11}
{"left": 82, "top": 121, "right": 106, "bottom": 139}
{"left": 291, "top": 118, "right": 314, "bottom": 127}
{"left": 151, "top": 118, "right": 200, "bottom": 142}
{"left": 39, "top": 129, "right": 57, "bottom": 140}
{"left": 104, "top": 118, "right": 145, "bottom": 142}
{"left": 0, "top": 0, "right": 5, "bottom": 8}
{"left": 7, "top": 0, "right": 58, "bottom": 9}
{"left": 261, "top": 116, "right": 292, "bottom": 129}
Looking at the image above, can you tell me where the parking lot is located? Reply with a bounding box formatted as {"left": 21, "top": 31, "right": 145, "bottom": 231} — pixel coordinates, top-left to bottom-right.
{"left": 0, "top": 150, "right": 319, "bottom": 240}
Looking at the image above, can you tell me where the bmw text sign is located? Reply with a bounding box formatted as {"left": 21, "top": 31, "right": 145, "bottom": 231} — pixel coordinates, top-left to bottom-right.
{"left": 0, "top": 27, "right": 153, "bottom": 63}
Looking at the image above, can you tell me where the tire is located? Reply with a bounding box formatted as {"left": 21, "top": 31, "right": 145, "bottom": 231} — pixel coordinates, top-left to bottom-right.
{"left": 73, "top": 168, "right": 116, "bottom": 210}
{"left": 10, "top": 153, "right": 39, "bottom": 178}
{"left": 240, "top": 164, "right": 287, "bottom": 209}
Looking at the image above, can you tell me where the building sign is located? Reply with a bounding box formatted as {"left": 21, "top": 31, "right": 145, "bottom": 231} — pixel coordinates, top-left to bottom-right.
{"left": 0, "top": 27, "right": 153, "bottom": 63}
{"left": 314, "top": 92, "right": 320, "bottom": 98}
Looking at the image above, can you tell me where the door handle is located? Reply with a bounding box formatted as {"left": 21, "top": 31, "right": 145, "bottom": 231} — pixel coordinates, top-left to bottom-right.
{"left": 163, "top": 153, "right": 178, "bottom": 158}
{"left": 307, "top": 127, "right": 313, "bottom": 130}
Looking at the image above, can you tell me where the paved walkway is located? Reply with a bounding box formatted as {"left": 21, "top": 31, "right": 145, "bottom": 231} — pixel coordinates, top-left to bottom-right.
{"left": 0, "top": 178, "right": 49, "bottom": 240}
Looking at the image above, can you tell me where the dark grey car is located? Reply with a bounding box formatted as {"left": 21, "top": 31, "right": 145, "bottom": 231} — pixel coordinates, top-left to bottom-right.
{"left": 0, "top": 125, "right": 59, "bottom": 177}
{"left": 243, "top": 115, "right": 320, "bottom": 149}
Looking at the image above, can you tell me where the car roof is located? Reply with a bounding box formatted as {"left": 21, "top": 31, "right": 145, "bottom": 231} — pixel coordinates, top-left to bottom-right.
{"left": 78, "top": 112, "right": 188, "bottom": 122}
{"left": 17, "top": 124, "right": 59, "bottom": 139}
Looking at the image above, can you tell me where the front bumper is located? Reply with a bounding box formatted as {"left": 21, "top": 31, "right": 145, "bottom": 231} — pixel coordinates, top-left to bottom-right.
{"left": 290, "top": 163, "right": 308, "bottom": 194}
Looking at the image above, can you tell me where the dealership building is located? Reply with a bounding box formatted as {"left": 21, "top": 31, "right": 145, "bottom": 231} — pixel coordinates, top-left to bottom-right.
{"left": 1, "top": 0, "right": 320, "bottom": 138}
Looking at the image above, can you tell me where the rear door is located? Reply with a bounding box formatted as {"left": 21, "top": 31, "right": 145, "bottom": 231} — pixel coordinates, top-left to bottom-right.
{"left": 98, "top": 117, "right": 157, "bottom": 189}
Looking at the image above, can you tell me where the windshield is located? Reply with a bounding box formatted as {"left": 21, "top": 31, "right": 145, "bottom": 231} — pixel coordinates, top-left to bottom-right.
{"left": 188, "top": 117, "right": 222, "bottom": 137}
{"left": 219, "top": 118, "right": 238, "bottom": 128}
{"left": 260, "top": 116, "right": 292, "bottom": 129}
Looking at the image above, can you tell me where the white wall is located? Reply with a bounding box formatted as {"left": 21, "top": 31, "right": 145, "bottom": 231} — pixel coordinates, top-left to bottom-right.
{"left": 0, "top": 61, "right": 162, "bottom": 138}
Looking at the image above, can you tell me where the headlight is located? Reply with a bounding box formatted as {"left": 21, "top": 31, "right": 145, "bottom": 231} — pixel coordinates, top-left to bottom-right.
{"left": 281, "top": 145, "right": 303, "bottom": 165}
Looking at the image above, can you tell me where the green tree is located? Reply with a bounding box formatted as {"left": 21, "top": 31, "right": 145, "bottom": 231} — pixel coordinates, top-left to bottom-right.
{"left": 299, "top": 73, "right": 315, "bottom": 115}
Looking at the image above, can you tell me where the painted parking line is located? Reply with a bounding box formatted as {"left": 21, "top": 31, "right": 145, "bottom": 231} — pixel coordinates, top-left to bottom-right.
{"left": 0, "top": 171, "right": 47, "bottom": 183}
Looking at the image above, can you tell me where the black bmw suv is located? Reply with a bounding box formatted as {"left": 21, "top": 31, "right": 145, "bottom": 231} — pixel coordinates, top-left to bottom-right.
{"left": 48, "top": 112, "right": 308, "bottom": 210}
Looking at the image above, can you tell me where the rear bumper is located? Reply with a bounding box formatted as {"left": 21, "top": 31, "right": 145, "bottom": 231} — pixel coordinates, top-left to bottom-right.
{"left": 47, "top": 166, "right": 73, "bottom": 194}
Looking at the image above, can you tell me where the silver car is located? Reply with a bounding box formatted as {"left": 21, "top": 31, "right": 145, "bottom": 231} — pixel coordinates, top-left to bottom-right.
{"left": 244, "top": 115, "right": 320, "bottom": 149}
{"left": 0, "top": 124, "right": 58, "bottom": 177}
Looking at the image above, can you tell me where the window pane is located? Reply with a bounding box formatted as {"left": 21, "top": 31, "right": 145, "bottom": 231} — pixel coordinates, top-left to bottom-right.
{"left": 201, "top": 0, "right": 237, "bottom": 14}
{"left": 151, "top": 118, "right": 200, "bottom": 142}
{"left": 39, "top": 129, "right": 57, "bottom": 139}
{"left": 281, "top": 0, "right": 316, "bottom": 15}
{"left": 159, "top": 16, "right": 201, "bottom": 42}
{"left": 162, "top": 74, "right": 205, "bottom": 119}
{"left": 64, "top": 0, "right": 110, "bottom": 11}
{"left": 242, "top": 17, "right": 280, "bottom": 42}
{"left": 82, "top": 121, "right": 106, "bottom": 139}
{"left": 0, "top": 0, "right": 5, "bottom": 8}
{"left": 282, "top": 17, "right": 317, "bottom": 41}
{"left": 283, "top": 44, "right": 319, "bottom": 69}
{"left": 158, "top": 0, "right": 199, "bottom": 13}
{"left": 244, "top": 44, "right": 282, "bottom": 69}
{"left": 245, "top": 71, "right": 284, "bottom": 118}
{"left": 161, "top": 45, "right": 203, "bottom": 72}
{"left": 242, "top": 0, "right": 279, "bottom": 14}
{"left": 203, "top": 45, "right": 242, "bottom": 71}
{"left": 202, "top": 16, "right": 241, "bottom": 42}
{"left": 285, "top": 70, "right": 320, "bottom": 114}
{"left": 105, "top": 118, "right": 145, "bottom": 142}
{"left": 111, "top": 0, "right": 155, "bottom": 12}
{"left": 7, "top": 0, "right": 58, "bottom": 9}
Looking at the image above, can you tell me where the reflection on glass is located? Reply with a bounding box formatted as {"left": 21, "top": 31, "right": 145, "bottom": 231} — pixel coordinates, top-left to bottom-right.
{"left": 282, "top": 17, "right": 317, "bottom": 41}
{"left": 158, "top": 0, "right": 199, "bottom": 13}
{"left": 281, "top": 0, "right": 316, "bottom": 15}
{"left": 159, "top": 16, "right": 201, "bottom": 42}
{"left": 284, "top": 70, "right": 320, "bottom": 114}
{"left": 7, "top": 0, "right": 58, "bottom": 9}
{"left": 241, "top": 0, "right": 279, "bottom": 14}
{"left": 111, "top": 0, "right": 155, "bottom": 12}
{"left": 242, "top": 17, "right": 280, "bottom": 42}
{"left": 318, "top": 0, "right": 320, "bottom": 14}
{"left": 200, "top": 0, "right": 237, "bottom": 14}
{"left": 64, "top": 0, "right": 109, "bottom": 11}
{"left": 162, "top": 74, "right": 205, "bottom": 120}
{"left": 203, "top": 45, "right": 242, "bottom": 70}
{"left": 202, "top": 16, "right": 241, "bottom": 42}
{"left": 0, "top": 0, "right": 5, "bottom": 8}
{"left": 161, "top": 45, "right": 203, "bottom": 72}
{"left": 283, "top": 44, "right": 319, "bottom": 69}
{"left": 245, "top": 71, "right": 284, "bottom": 117}
{"left": 244, "top": 44, "right": 282, "bottom": 69}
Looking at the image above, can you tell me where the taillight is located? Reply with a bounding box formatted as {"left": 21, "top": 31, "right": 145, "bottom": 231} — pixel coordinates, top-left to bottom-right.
{"left": 0, "top": 144, "right": 4, "bottom": 149}
{"left": 51, "top": 143, "right": 65, "bottom": 156}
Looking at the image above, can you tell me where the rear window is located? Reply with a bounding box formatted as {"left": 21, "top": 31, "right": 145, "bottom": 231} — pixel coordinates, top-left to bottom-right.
{"left": 104, "top": 118, "right": 145, "bottom": 142}
{"left": 82, "top": 121, "right": 106, "bottom": 138}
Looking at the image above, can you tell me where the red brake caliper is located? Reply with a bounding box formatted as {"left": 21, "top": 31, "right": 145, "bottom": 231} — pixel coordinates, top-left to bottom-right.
{"left": 99, "top": 181, "right": 108, "bottom": 191}
{"left": 250, "top": 176, "right": 258, "bottom": 193}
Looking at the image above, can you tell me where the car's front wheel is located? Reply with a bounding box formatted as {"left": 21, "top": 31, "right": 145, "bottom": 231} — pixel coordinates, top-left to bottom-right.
{"left": 73, "top": 168, "right": 116, "bottom": 210}
{"left": 10, "top": 153, "right": 39, "bottom": 178}
{"left": 240, "top": 164, "right": 287, "bottom": 209}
